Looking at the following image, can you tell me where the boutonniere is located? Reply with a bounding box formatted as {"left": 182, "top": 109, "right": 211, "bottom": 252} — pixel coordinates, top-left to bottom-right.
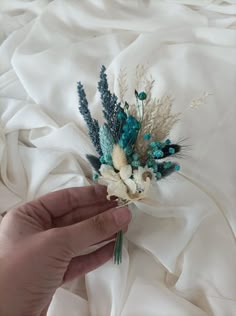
{"left": 77, "top": 66, "right": 182, "bottom": 264}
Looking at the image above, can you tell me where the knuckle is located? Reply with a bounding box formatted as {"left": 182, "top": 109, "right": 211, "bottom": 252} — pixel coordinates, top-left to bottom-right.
{"left": 6, "top": 208, "right": 18, "bottom": 218}
{"left": 4, "top": 207, "right": 21, "bottom": 222}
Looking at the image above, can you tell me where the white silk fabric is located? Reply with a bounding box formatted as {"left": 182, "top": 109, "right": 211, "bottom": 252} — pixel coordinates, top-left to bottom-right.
{"left": 0, "top": 1, "right": 236, "bottom": 315}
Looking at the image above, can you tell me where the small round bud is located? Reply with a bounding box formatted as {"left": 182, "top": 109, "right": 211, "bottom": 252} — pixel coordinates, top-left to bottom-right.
{"left": 138, "top": 91, "right": 147, "bottom": 100}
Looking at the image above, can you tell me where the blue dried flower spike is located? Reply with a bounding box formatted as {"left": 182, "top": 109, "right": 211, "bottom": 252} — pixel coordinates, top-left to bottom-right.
{"left": 98, "top": 66, "right": 123, "bottom": 141}
{"left": 77, "top": 82, "right": 102, "bottom": 156}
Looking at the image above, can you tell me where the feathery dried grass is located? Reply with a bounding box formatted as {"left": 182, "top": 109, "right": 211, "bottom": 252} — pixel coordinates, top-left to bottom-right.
{"left": 118, "top": 68, "right": 128, "bottom": 104}
{"left": 112, "top": 144, "right": 127, "bottom": 170}
{"left": 132, "top": 96, "right": 181, "bottom": 156}
{"left": 99, "top": 125, "right": 114, "bottom": 158}
{"left": 110, "top": 65, "right": 181, "bottom": 157}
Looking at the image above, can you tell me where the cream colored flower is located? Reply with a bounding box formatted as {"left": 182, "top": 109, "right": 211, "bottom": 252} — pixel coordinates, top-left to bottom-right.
{"left": 99, "top": 164, "right": 120, "bottom": 182}
{"left": 99, "top": 164, "right": 132, "bottom": 200}
{"left": 119, "top": 165, "right": 137, "bottom": 194}
{"left": 99, "top": 164, "right": 153, "bottom": 201}
{"left": 133, "top": 166, "right": 154, "bottom": 193}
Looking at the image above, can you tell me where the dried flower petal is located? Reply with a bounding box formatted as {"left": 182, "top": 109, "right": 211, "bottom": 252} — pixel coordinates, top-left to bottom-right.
{"left": 100, "top": 164, "right": 120, "bottom": 181}
{"left": 125, "top": 179, "right": 137, "bottom": 194}
{"left": 120, "top": 165, "right": 132, "bottom": 181}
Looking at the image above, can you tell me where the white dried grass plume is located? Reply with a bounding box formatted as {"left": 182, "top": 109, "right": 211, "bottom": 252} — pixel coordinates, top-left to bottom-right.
{"left": 110, "top": 65, "right": 181, "bottom": 157}
{"left": 116, "top": 64, "right": 154, "bottom": 105}
{"left": 135, "top": 64, "right": 149, "bottom": 91}
{"left": 134, "top": 96, "right": 181, "bottom": 156}
{"left": 118, "top": 68, "right": 128, "bottom": 103}
{"left": 129, "top": 64, "right": 155, "bottom": 115}
{"left": 135, "top": 65, "right": 155, "bottom": 101}
{"left": 112, "top": 144, "right": 128, "bottom": 171}
{"left": 190, "top": 91, "right": 212, "bottom": 109}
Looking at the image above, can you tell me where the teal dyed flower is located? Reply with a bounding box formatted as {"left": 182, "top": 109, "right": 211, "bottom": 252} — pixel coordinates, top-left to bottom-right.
{"left": 131, "top": 160, "right": 141, "bottom": 168}
{"left": 117, "top": 109, "right": 127, "bottom": 122}
{"left": 154, "top": 150, "right": 164, "bottom": 158}
{"left": 138, "top": 91, "right": 147, "bottom": 100}
{"left": 175, "top": 164, "right": 180, "bottom": 171}
{"left": 144, "top": 133, "right": 151, "bottom": 140}
{"left": 169, "top": 147, "right": 175, "bottom": 154}
{"left": 99, "top": 156, "right": 106, "bottom": 163}
{"left": 146, "top": 160, "right": 154, "bottom": 168}
{"left": 132, "top": 153, "right": 140, "bottom": 161}
{"left": 124, "top": 146, "right": 133, "bottom": 156}
{"left": 150, "top": 141, "right": 156, "bottom": 148}
{"left": 164, "top": 161, "right": 172, "bottom": 169}
{"left": 93, "top": 173, "right": 99, "bottom": 180}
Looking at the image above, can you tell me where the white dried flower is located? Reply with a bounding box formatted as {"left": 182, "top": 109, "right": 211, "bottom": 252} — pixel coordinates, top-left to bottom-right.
{"left": 99, "top": 164, "right": 152, "bottom": 201}
{"left": 133, "top": 166, "right": 155, "bottom": 193}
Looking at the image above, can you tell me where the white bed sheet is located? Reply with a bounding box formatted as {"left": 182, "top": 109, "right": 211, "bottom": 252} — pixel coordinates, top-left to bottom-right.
{"left": 0, "top": 1, "right": 236, "bottom": 315}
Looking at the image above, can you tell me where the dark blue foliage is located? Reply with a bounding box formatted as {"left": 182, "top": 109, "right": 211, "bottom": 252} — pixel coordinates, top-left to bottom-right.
{"left": 157, "top": 162, "right": 179, "bottom": 178}
{"left": 86, "top": 154, "right": 101, "bottom": 173}
{"left": 98, "top": 66, "right": 123, "bottom": 141}
{"left": 77, "top": 82, "right": 102, "bottom": 156}
{"left": 148, "top": 141, "right": 181, "bottom": 160}
{"left": 161, "top": 144, "right": 181, "bottom": 158}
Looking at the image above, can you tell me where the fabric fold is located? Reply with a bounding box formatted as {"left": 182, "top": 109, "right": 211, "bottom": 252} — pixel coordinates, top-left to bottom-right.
{"left": 0, "top": 1, "right": 236, "bottom": 315}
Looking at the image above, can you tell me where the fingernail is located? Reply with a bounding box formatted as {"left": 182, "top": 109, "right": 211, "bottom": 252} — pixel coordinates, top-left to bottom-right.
{"left": 113, "top": 207, "right": 131, "bottom": 226}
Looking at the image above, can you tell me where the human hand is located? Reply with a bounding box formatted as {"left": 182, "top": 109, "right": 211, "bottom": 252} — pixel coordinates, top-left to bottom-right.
{"left": 0, "top": 185, "right": 131, "bottom": 316}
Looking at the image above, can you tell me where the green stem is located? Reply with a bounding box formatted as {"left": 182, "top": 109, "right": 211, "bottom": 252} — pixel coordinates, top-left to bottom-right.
{"left": 141, "top": 100, "right": 144, "bottom": 121}
{"left": 114, "top": 231, "right": 123, "bottom": 264}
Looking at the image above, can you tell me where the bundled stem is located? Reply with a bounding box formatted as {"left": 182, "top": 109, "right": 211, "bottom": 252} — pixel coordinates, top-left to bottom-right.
{"left": 114, "top": 231, "right": 123, "bottom": 264}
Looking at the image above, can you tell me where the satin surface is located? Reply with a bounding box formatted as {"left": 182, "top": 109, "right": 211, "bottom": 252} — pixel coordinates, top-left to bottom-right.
{"left": 0, "top": 1, "right": 236, "bottom": 315}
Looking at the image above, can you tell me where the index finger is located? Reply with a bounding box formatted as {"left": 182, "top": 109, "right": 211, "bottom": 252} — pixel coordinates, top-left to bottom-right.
{"left": 37, "top": 185, "right": 110, "bottom": 218}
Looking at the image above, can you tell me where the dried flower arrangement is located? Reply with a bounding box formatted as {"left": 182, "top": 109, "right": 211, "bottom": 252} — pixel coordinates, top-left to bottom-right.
{"left": 77, "top": 65, "right": 182, "bottom": 264}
